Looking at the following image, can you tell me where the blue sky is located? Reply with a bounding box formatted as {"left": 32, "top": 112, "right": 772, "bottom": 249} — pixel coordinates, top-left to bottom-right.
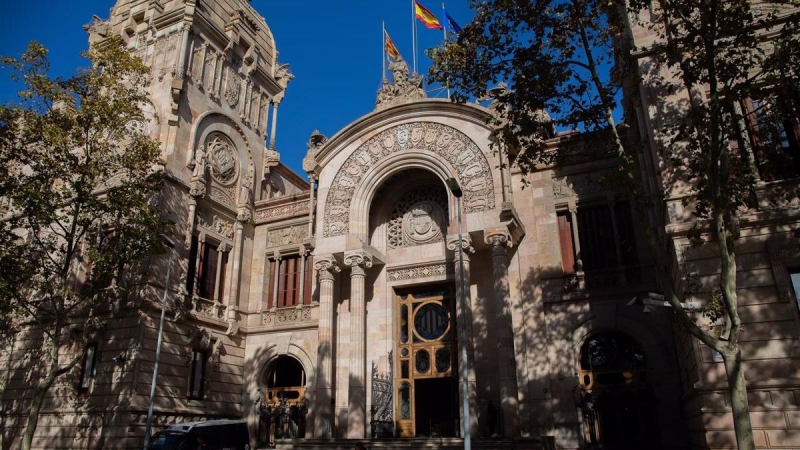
{"left": 0, "top": 0, "right": 473, "bottom": 176}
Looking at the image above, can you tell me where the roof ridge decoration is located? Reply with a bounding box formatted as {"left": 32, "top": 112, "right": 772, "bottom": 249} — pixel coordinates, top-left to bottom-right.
{"left": 376, "top": 57, "right": 426, "bottom": 111}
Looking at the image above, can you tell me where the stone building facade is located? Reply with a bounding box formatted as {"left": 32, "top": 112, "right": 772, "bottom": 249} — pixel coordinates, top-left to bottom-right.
{"left": 1, "top": 0, "right": 799, "bottom": 449}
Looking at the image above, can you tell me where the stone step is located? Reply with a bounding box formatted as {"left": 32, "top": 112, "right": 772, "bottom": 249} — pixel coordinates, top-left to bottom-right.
{"left": 271, "top": 437, "right": 545, "bottom": 450}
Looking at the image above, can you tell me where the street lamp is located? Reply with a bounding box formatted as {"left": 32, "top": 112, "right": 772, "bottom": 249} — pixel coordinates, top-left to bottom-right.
{"left": 446, "top": 177, "right": 471, "bottom": 450}
{"left": 143, "top": 234, "right": 176, "bottom": 450}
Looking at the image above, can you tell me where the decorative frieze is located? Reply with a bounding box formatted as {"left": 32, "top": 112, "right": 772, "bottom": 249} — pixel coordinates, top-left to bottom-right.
{"left": 196, "top": 209, "right": 234, "bottom": 239}
{"left": 552, "top": 173, "right": 606, "bottom": 199}
{"left": 387, "top": 263, "right": 453, "bottom": 282}
{"left": 757, "top": 180, "right": 800, "bottom": 210}
{"left": 323, "top": 122, "right": 495, "bottom": 237}
{"left": 267, "top": 224, "right": 308, "bottom": 247}
{"left": 254, "top": 200, "right": 310, "bottom": 223}
{"left": 262, "top": 305, "right": 314, "bottom": 326}
{"left": 193, "top": 296, "right": 224, "bottom": 319}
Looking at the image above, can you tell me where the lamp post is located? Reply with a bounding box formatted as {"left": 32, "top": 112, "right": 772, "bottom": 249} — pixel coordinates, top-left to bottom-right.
{"left": 143, "top": 234, "right": 176, "bottom": 450}
{"left": 446, "top": 178, "right": 471, "bottom": 450}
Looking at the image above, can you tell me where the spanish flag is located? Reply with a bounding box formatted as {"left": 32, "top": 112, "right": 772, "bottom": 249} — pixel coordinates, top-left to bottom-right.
{"left": 414, "top": 0, "right": 443, "bottom": 30}
{"left": 385, "top": 30, "right": 400, "bottom": 60}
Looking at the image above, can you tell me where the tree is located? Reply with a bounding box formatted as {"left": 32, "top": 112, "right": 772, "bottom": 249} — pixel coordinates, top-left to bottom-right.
{"left": 0, "top": 37, "right": 168, "bottom": 450}
{"left": 429, "top": 1, "right": 800, "bottom": 449}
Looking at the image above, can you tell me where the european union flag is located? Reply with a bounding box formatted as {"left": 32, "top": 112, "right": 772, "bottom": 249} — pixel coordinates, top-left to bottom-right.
{"left": 444, "top": 10, "right": 462, "bottom": 34}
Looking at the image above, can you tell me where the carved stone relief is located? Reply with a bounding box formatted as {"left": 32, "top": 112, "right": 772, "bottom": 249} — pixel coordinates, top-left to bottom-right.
{"left": 202, "top": 46, "right": 217, "bottom": 94}
{"left": 552, "top": 173, "right": 606, "bottom": 199}
{"left": 206, "top": 132, "right": 239, "bottom": 185}
{"left": 323, "top": 122, "right": 495, "bottom": 237}
{"left": 759, "top": 181, "right": 800, "bottom": 210}
{"left": 254, "top": 201, "right": 310, "bottom": 223}
{"left": 190, "top": 39, "right": 206, "bottom": 86}
{"left": 262, "top": 305, "right": 313, "bottom": 326}
{"left": 151, "top": 32, "right": 179, "bottom": 81}
{"left": 387, "top": 187, "right": 448, "bottom": 249}
{"left": 387, "top": 263, "right": 453, "bottom": 282}
{"left": 210, "top": 186, "right": 237, "bottom": 207}
{"left": 196, "top": 208, "right": 234, "bottom": 239}
{"left": 224, "top": 62, "right": 241, "bottom": 108}
{"left": 267, "top": 224, "right": 308, "bottom": 247}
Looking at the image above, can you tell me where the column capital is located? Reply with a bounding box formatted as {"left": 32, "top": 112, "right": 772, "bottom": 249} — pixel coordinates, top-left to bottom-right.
{"left": 484, "top": 229, "right": 512, "bottom": 248}
{"left": 314, "top": 256, "right": 340, "bottom": 280}
{"left": 446, "top": 234, "right": 476, "bottom": 255}
{"left": 344, "top": 252, "right": 373, "bottom": 271}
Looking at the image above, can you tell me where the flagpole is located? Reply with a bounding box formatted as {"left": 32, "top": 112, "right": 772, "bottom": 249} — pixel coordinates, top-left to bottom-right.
{"left": 381, "top": 20, "right": 386, "bottom": 83}
{"left": 412, "top": 0, "right": 417, "bottom": 73}
{"left": 442, "top": 2, "right": 447, "bottom": 42}
{"left": 442, "top": 2, "right": 451, "bottom": 99}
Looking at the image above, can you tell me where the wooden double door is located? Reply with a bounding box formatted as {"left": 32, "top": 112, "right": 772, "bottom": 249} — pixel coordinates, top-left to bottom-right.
{"left": 395, "top": 287, "right": 459, "bottom": 437}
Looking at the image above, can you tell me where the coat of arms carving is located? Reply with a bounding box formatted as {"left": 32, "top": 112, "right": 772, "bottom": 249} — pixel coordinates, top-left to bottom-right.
{"left": 206, "top": 132, "right": 238, "bottom": 184}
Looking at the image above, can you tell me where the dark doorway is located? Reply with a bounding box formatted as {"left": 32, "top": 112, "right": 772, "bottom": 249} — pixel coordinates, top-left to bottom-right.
{"left": 579, "top": 331, "right": 660, "bottom": 450}
{"left": 414, "top": 377, "right": 458, "bottom": 437}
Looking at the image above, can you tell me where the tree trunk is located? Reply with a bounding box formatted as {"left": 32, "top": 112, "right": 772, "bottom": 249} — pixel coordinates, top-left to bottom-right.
{"left": 723, "top": 344, "right": 755, "bottom": 450}
{"left": 21, "top": 378, "right": 55, "bottom": 450}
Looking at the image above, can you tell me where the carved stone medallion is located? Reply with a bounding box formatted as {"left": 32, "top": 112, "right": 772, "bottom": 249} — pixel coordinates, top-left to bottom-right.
{"left": 402, "top": 202, "right": 444, "bottom": 245}
{"left": 388, "top": 186, "right": 448, "bottom": 248}
{"left": 206, "top": 132, "right": 238, "bottom": 184}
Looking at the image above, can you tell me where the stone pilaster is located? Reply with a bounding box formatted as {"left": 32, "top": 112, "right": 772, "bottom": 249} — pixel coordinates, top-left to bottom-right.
{"left": 344, "top": 252, "right": 372, "bottom": 438}
{"left": 485, "top": 230, "right": 520, "bottom": 437}
{"left": 446, "top": 235, "right": 479, "bottom": 437}
{"left": 313, "top": 256, "right": 340, "bottom": 438}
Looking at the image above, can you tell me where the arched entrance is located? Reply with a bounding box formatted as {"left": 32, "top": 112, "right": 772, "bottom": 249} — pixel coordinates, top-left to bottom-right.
{"left": 578, "top": 331, "right": 660, "bottom": 450}
{"left": 257, "top": 356, "right": 308, "bottom": 446}
{"left": 395, "top": 286, "right": 459, "bottom": 438}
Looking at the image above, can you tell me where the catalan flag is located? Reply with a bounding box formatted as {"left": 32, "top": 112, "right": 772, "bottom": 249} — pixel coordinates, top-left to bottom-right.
{"left": 385, "top": 30, "right": 400, "bottom": 60}
{"left": 414, "top": 0, "right": 443, "bottom": 30}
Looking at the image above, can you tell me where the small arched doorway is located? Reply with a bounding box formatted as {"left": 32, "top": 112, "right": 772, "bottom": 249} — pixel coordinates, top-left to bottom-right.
{"left": 578, "top": 331, "right": 660, "bottom": 450}
{"left": 257, "top": 356, "right": 308, "bottom": 446}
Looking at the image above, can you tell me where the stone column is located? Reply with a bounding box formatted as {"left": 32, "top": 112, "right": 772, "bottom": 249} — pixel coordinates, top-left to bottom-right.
{"left": 485, "top": 231, "right": 520, "bottom": 437}
{"left": 271, "top": 251, "right": 281, "bottom": 310}
{"left": 568, "top": 204, "right": 583, "bottom": 270}
{"left": 213, "top": 243, "right": 229, "bottom": 304}
{"left": 226, "top": 219, "right": 245, "bottom": 309}
{"left": 307, "top": 175, "right": 316, "bottom": 237}
{"left": 192, "top": 233, "right": 206, "bottom": 299}
{"left": 344, "top": 252, "right": 372, "bottom": 438}
{"left": 313, "top": 256, "right": 340, "bottom": 438}
{"left": 185, "top": 197, "right": 198, "bottom": 249}
{"left": 268, "top": 101, "right": 280, "bottom": 150}
{"left": 446, "top": 236, "right": 479, "bottom": 436}
{"left": 298, "top": 247, "right": 308, "bottom": 306}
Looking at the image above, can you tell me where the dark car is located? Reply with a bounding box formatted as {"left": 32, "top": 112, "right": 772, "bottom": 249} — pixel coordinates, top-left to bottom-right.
{"left": 148, "top": 419, "right": 250, "bottom": 450}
